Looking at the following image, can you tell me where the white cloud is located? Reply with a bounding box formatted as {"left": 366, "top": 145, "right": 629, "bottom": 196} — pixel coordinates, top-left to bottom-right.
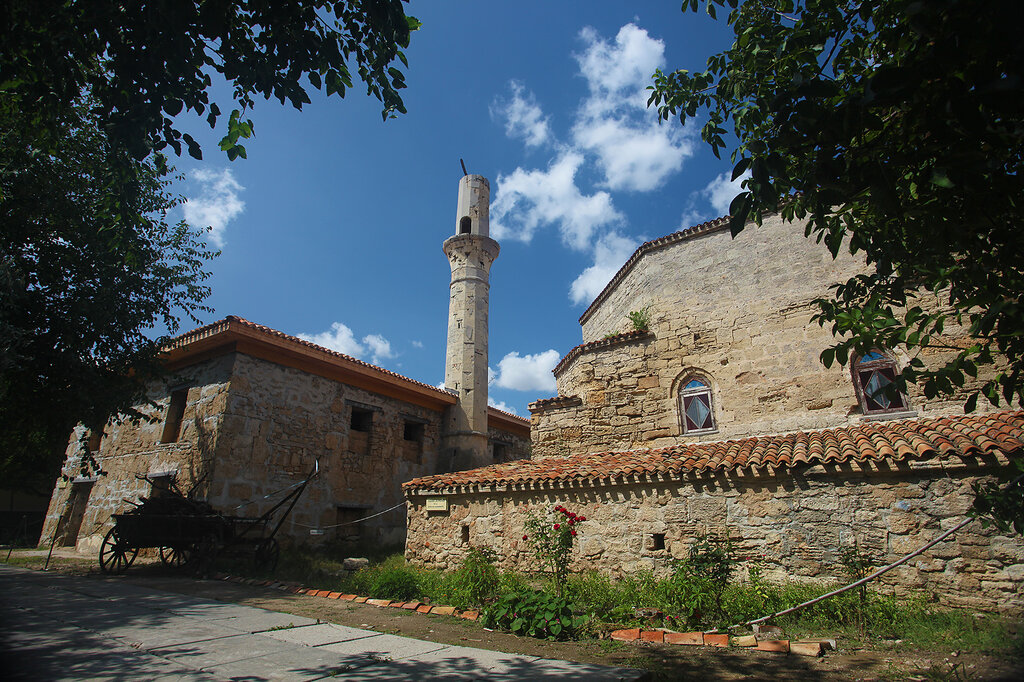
{"left": 576, "top": 24, "right": 665, "bottom": 109}
{"left": 570, "top": 231, "right": 640, "bottom": 305}
{"left": 492, "top": 23, "right": 695, "bottom": 304}
{"left": 183, "top": 168, "right": 245, "bottom": 248}
{"left": 411, "top": 340, "right": 424, "bottom": 349}
{"left": 493, "top": 81, "right": 551, "bottom": 147}
{"left": 492, "top": 350, "right": 560, "bottom": 392}
{"left": 705, "top": 170, "right": 751, "bottom": 217}
{"left": 298, "top": 322, "right": 364, "bottom": 357}
{"left": 487, "top": 397, "right": 520, "bottom": 416}
{"left": 572, "top": 24, "right": 694, "bottom": 192}
{"left": 362, "top": 334, "right": 395, "bottom": 365}
{"left": 491, "top": 152, "right": 623, "bottom": 250}
{"left": 297, "top": 323, "right": 396, "bottom": 366}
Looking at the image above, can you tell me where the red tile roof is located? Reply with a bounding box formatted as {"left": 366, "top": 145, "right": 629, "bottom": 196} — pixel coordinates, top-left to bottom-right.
{"left": 403, "top": 411, "right": 1024, "bottom": 492}
{"left": 167, "top": 315, "right": 454, "bottom": 397}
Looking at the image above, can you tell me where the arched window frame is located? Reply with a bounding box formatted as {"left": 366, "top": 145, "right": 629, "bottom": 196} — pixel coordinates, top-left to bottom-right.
{"left": 852, "top": 349, "right": 909, "bottom": 415}
{"left": 677, "top": 374, "right": 717, "bottom": 435}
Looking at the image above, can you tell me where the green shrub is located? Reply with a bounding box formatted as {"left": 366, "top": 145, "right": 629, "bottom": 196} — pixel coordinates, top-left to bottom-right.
{"left": 369, "top": 565, "right": 419, "bottom": 601}
{"left": 449, "top": 547, "right": 500, "bottom": 607}
{"left": 483, "top": 590, "right": 584, "bottom": 640}
{"left": 627, "top": 305, "right": 651, "bottom": 331}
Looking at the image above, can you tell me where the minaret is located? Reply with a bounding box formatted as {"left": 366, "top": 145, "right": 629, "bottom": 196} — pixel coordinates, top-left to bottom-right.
{"left": 442, "top": 174, "right": 499, "bottom": 471}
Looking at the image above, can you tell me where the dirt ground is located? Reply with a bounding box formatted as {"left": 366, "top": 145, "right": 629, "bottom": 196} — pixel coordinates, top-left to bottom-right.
{"left": 6, "top": 550, "right": 1023, "bottom": 681}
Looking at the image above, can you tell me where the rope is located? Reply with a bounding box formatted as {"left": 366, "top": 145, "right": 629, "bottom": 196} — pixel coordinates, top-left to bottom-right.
{"left": 707, "top": 471, "right": 1024, "bottom": 634}
{"left": 291, "top": 502, "right": 406, "bottom": 530}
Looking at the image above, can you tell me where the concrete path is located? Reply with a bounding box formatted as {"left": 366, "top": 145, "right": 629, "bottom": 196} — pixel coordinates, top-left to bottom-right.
{"left": 0, "top": 565, "right": 645, "bottom": 681}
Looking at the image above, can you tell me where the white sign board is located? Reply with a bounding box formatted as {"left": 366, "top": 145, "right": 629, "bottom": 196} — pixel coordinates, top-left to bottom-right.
{"left": 425, "top": 497, "right": 449, "bottom": 512}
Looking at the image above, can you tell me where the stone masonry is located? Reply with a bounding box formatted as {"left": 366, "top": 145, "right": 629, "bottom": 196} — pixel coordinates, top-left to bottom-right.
{"left": 530, "top": 213, "right": 1002, "bottom": 459}
{"left": 41, "top": 318, "right": 531, "bottom": 554}
{"left": 405, "top": 456, "right": 1024, "bottom": 613}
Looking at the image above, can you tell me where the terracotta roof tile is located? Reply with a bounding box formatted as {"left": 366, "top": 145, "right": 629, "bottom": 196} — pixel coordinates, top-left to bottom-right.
{"left": 166, "top": 316, "right": 454, "bottom": 400}
{"left": 403, "top": 411, "right": 1024, "bottom": 492}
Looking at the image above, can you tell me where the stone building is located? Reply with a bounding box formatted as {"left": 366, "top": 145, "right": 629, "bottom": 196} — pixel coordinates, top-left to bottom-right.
{"left": 41, "top": 176, "right": 530, "bottom": 553}
{"left": 404, "top": 214, "right": 1024, "bottom": 612}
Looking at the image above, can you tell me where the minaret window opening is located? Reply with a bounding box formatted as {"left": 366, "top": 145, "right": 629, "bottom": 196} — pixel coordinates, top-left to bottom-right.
{"left": 459, "top": 216, "right": 472, "bottom": 234}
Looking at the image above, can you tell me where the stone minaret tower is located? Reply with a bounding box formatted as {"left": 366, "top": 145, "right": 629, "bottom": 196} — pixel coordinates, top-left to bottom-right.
{"left": 442, "top": 175, "right": 499, "bottom": 471}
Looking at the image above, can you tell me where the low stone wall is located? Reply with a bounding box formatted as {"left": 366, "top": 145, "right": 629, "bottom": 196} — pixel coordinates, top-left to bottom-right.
{"left": 405, "top": 458, "right": 1024, "bottom": 613}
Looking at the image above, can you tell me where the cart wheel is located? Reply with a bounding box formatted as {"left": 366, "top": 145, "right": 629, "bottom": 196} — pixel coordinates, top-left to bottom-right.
{"left": 254, "top": 538, "right": 280, "bottom": 571}
{"left": 159, "top": 546, "right": 192, "bottom": 568}
{"left": 99, "top": 528, "right": 138, "bottom": 574}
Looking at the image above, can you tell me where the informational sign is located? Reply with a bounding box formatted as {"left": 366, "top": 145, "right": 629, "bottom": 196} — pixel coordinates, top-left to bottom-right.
{"left": 424, "top": 497, "right": 449, "bottom": 512}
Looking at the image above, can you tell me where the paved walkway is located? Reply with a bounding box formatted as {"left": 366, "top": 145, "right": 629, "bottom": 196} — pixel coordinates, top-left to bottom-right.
{"left": 0, "top": 565, "right": 645, "bottom": 681}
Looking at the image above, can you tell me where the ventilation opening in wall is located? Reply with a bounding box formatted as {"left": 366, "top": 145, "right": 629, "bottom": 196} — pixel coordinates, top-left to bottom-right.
{"left": 402, "top": 420, "right": 425, "bottom": 464}
{"left": 459, "top": 216, "right": 472, "bottom": 234}
{"left": 460, "top": 525, "right": 470, "bottom": 545}
{"left": 651, "top": 533, "right": 666, "bottom": 551}
{"left": 160, "top": 387, "right": 188, "bottom": 443}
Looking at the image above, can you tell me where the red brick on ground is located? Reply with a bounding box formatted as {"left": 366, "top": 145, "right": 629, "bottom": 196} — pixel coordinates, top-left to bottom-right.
{"left": 354, "top": 597, "right": 369, "bottom": 603}
{"left": 459, "top": 610, "right": 480, "bottom": 621}
{"left": 664, "top": 632, "right": 704, "bottom": 646}
{"left": 402, "top": 602, "right": 420, "bottom": 610}
{"left": 367, "top": 599, "right": 392, "bottom": 607}
{"left": 339, "top": 594, "right": 357, "bottom": 601}
{"left": 641, "top": 630, "right": 664, "bottom": 643}
{"left": 756, "top": 640, "right": 790, "bottom": 653}
{"left": 327, "top": 592, "right": 342, "bottom": 599}
{"left": 704, "top": 633, "right": 729, "bottom": 648}
{"left": 416, "top": 604, "right": 433, "bottom": 614}
{"left": 610, "top": 629, "right": 640, "bottom": 642}
{"left": 732, "top": 635, "right": 757, "bottom": 647}
{"left": 790, "top": 641, "right": 825, "bottom": 657}
{"left": 431, "top": 606, "right": 457, "bottom": 616}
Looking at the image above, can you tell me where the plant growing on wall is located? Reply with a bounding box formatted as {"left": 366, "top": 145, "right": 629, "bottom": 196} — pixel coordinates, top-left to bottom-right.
{"left": 523, "top": 505, "right": 586, "bottom": 596}
{"left": 627, "top": 306, "right": 652, "bottom": 332}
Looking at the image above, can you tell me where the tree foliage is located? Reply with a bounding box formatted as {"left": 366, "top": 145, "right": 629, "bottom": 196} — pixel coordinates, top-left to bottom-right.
{"left": 0, "top": 100, "right": 217, "bottom": 494}
{"left": 649, "top": 0, "right": 1024, "bottom": 412}
{"left": 0, "top": 1, "right": 419, "bottom": 492}
{"left": 3, "top": 0, "right": 419, "bottom": 161}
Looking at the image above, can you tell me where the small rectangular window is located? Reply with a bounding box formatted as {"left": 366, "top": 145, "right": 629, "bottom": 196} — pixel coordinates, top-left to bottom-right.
{"left": 493, "top": 442, "right": 508, "bottom": 463}
{"left": 336, "top": 507, "right": 365, "bottom": 542}
{"left": 461, "top": 525, "right": 470, "bottom": 545}
{"left": 87, "top": 428, "right": 103, "bottom": 452}
{"left": 160, "top": 388, "right": 188, "bottom": 443}
{"left": 350, "top": 407, "right": 373, "bottom": 432}
{"left": 651, "top": 533, "right": 666, "bottom": 551}
{"left": 403, "top": 421, "right": 424, "bottom": 443}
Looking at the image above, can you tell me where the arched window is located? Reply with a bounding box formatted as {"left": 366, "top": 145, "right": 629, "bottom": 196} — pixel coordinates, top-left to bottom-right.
{"left": 852, "top": 350, "right": 908, "bottom": 414}
{"left": 459, "top": 216, "right": 472, "bottom": 234}
{"left": 680, "top": 377, "right": 716, "bottom": 434}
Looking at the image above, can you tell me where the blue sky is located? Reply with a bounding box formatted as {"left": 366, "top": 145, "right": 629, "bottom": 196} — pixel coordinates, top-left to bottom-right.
{"left": 170, "top": 2, "right": 743, "bottom": 416}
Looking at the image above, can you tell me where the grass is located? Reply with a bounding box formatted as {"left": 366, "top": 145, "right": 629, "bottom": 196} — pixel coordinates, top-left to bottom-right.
{"left": 212, "top": 547, "right": 1022, "bottom": 657}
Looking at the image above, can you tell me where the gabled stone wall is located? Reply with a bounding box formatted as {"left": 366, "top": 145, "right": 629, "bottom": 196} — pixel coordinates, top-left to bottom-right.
{"left": 531, "top": 216, "right": 995, "bottom": 459}
{"left": 405, "top": 458, "right": 1024, "bottom": 613}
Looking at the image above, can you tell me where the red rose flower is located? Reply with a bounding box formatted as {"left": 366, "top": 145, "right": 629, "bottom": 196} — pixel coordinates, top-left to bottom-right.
{"left": 571, "top": 530, "right": 577, "bottom": 536}
{"left": 553, "top": 523, "right": 560, "bottom": 530}
{"left": 579, "top": 516, "right": 587, "bottom": 522}
{"left": 522, "top": 535, "right": 528, "bottom": 540}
